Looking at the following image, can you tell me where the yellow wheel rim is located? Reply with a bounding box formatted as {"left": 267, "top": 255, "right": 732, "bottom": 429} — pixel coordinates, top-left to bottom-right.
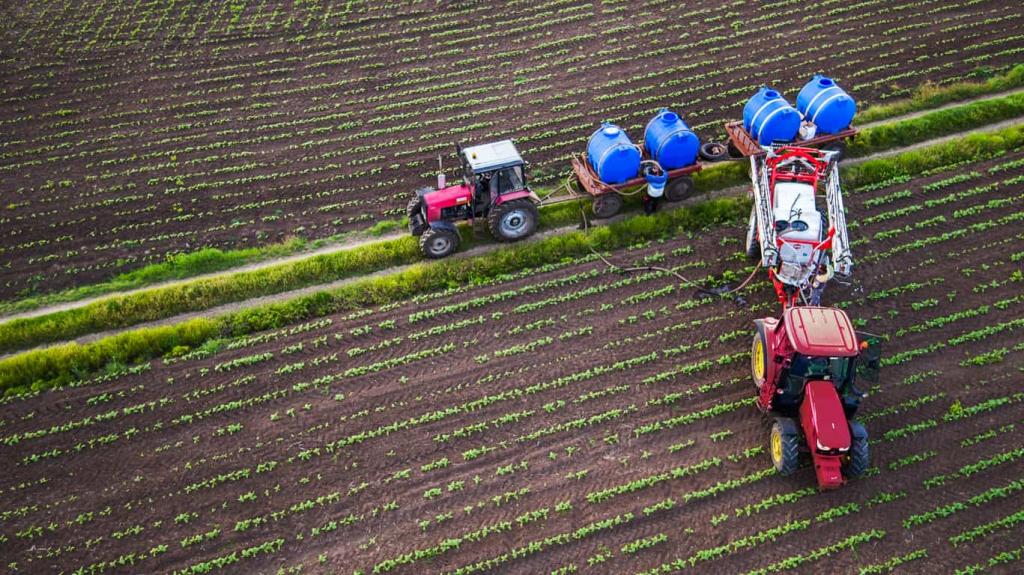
{"left": 770, "top": 428, "right": 782, "bottom": 465}
{"left": 753, "top": 337, "right": 765, "bottom": 381}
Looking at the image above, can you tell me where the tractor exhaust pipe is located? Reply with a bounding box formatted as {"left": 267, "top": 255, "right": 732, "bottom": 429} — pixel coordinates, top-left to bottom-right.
{"left": 437, "top": 154, "right": 446, "bottom": 189}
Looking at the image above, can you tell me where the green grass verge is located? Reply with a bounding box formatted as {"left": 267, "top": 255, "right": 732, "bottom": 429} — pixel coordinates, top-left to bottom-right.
{"left": 3, "top": 66, "right": 1022, "bottom": 316}
{"left": 3, "top": 122, "right": 1022, "bottom": 395}
{"left": 848, "top": 92, "right": 1024, "bottom": 157}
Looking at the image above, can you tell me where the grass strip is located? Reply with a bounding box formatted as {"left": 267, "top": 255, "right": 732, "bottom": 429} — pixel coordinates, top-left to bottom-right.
{"left": 3, "top": 123, "right": 1023, "bottom": 394}
{"left": 847, "top": 92, "right": 1024, "bottom": 157}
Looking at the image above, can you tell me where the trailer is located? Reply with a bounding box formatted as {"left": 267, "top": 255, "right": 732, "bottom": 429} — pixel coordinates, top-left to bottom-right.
{"left": 569, "top": 153, "right": 702, "bottom": 218}
{"left": 724, "top": 119, "right": 857, "bottom": 159}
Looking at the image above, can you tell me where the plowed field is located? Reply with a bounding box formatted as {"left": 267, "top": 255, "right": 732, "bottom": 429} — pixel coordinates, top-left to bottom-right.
{"left": 2, "top": 0, "right": 1023, "bottom": 298}
{"left": 2, "top": 148, "right": 1023, "bottom": 573}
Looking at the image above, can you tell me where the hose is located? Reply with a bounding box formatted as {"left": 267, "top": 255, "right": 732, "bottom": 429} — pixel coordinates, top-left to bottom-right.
{"left": 577, "top": 200, "right": 761, "bottom": 301}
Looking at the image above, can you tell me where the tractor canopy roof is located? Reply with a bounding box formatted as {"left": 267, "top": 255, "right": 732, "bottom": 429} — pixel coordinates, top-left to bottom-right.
{"left": 463, "top": 140, "right": 524, "bottom": 174}
{"left": 784, "top": 306, "right": 858, "bottom": 357}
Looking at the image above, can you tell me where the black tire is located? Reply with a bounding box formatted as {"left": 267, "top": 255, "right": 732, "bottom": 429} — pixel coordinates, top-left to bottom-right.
{"left": 488, "top": 199, "right": 538, "bottom": 242}
{"left": 407, "top": 196, "right": 425, "bottom": 235}
{"left": 664, "top": 176, "right": 694, "bottom": 203}
{"left": 770, "top": 418, "right": 801, "bottom": 476}
{"left": 824, "top": 141, "right": 847, "bottom": 162}
{"left": 751, "top": 323, "right": 768, "bottom": 391}
{"left": 591, "top": 193, "right": 623, "bottom": 219}
{"left": 419, "top": 227, "right": 459, "bottom": 259}
{"left": 843, "top": 422, "right": 869, "bottom": 479}
{"left": 699, "top": 141, "right": 730, "bottom": 162}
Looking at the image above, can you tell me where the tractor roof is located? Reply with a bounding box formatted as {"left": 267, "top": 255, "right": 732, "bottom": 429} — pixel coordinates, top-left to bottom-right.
{"left": 784, "top": 306, "right": 858, "bottom": 357}
{"left": 463, "top": 140, "right": 524, "bottom": 173}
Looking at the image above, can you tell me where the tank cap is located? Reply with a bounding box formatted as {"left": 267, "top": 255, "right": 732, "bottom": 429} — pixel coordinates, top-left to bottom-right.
{"left": 602, "top": 126, "right": 620, "bottom": 137}
{"left": 661, "top": 111, "right": 679, "bottom": 123}
{"left": 764, "top": 89, "right": 780, "bottom": 99}
{"left": 818, "top": 77, "right": 834, "bottom": 87}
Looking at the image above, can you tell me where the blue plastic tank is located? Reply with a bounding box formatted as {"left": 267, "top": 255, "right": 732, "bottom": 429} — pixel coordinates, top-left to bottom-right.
{"left": 743, "top": 87, "right": 801, "bottom": 145}
{"left": 587, "top": 123, "right": 641, "bottom": 184}
{"left": 643, "top": 109, "right": 699, "bottom": 170}
{"left": 797, "top": 75, "right": 856, "bottom": 134}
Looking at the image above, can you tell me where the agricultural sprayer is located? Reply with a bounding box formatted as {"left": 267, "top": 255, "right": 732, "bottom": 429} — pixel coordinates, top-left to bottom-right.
{"left": 725, "top": 77, "right": 885, "bottom": 489}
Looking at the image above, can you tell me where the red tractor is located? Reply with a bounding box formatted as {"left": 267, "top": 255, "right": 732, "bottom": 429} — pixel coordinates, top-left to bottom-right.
{"left": 751, "top": 306, "right": 881, "bottom": 489}
{"left": 408, "top": 140, "right": 540, "bottom": 259}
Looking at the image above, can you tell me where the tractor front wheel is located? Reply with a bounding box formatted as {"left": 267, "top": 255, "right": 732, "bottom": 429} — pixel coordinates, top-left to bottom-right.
{"left": 591, "top": 193, "right": 623, "bottom": 219}
{"left": 419, "top": 227, "right": 459, "bottom": 259}
{"left": 489, "top": 199, "right": 538, "bottom": 242}
{"left": 770, "top": 419, "right": 801, "bottom": 476}
{"left": 407, "top": 196, "right": 426, "bottom": 236}
{"left": 664, "top": 176, "right": 695, "bottom": 203}
{"left": 843, "top": 422, "right": 869, "bottom": 479}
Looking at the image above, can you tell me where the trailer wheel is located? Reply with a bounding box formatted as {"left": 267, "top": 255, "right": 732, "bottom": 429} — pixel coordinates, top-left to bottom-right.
{"left": 770, "top": 419, "right": 801, "bottom": 476}
{"left": 664, "top": 176, "right": 694, "bottom": 202}
{"left": 699, "top": 142, "right": 730, "bottom": 162}
{"left": 489, "top": 199, "right": 538, "bottom": 242}
{"left": 419, "top": 227, "right": 459, "bottom": 259}
{"left": 407, "top": 196, "right": 426, "bottom": 236}
{"left": 592, "top": 193, "right": 623, "bottom": 219}
{"left": 751, "top": 324, "right": 769, "bottom": 390}
{"left": 843, "top": 422, "right": 869, "bottom": 479}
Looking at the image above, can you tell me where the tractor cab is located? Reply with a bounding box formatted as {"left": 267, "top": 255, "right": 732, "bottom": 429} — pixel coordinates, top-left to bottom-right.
{"left": 758, "top": 306, "right": 861, "bottom": 416}
{"left": 408, "top": 140, "right": 540, "bottom": 259}
{"left": 460, "top": 140, "right": 529, "bottom": 212}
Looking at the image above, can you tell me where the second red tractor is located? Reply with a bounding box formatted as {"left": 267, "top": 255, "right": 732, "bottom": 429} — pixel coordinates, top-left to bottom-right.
{"left": 751, "top": 305, "right": 881, "bottom": 489}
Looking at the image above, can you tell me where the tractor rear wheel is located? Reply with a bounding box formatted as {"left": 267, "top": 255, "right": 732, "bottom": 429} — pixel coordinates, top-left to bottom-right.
{"left": 591, "top": 193, "right": 623, "bottom": 219}
{"left": 419, "top": 227, "right": 459, "bottom": 259}
{"left": 489, "top": 199, "right": 538, "bottom": 242}
{"left": 770, "top": 419, "right": 801, "bottom": 476}
{"left": 664, "top": 176, "right": 694, "bottom": 202}
{"left": 843, "top": 422, "right": 869, "bottom": 479}
{"left": 751, "top": 324, "right": 768, "bottom": 390}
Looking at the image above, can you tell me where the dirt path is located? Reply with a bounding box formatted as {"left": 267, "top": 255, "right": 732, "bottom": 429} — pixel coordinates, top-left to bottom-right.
{"left": 1, "top": 112, "right": 1022, "bottom": 362}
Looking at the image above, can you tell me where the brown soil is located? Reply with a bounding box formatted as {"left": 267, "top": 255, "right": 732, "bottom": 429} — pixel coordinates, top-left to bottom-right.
{"left": 2, "top": 149, "right": 1023, "bottom": 574}
{"left": 1, "top": 1, "right": 1023, "bottom": 299}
